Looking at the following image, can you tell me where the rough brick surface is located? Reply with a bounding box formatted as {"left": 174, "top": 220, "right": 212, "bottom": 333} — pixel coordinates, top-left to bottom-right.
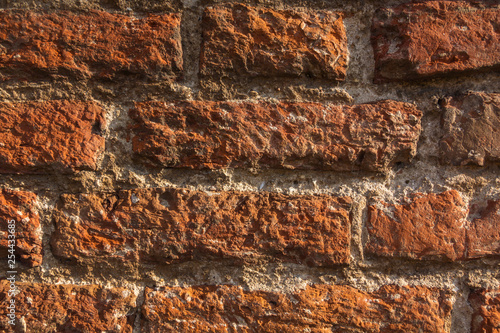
{"left": 440, "top": 91, "right": 500, "bottom": 166}
{"left": 372, "top": 1, "right": 500, "bottom": 82}
{"left": 51, "top": 188, "right": 351, "bottom": 266}
{"left": 469, "top": 289, "right": 500, "bottom": 333}
{"left": 0, "top": 190, "right": 41, "bottom": 267}
{"left": 0, "top": 281, "right": 136, "bottom": 332}
{"left": 200, "top": 3, "right": 348, "bottom": 80}
{"left": 130, "top": 100, "right": 422, "bottom": 172}
{"left": 366, "top": 190, "right": 468, "bottom": 261}
{"left": 0, "top": 11, "right": 182, "bottom": 81}
{"left": 0, "top": 100, "right": 105, "bottom": 173}
{"left": 141, "top": 284, "right": 453, "bottom": 332}
{"left": 467, "top": 199, "right": 500, "bottom": 259}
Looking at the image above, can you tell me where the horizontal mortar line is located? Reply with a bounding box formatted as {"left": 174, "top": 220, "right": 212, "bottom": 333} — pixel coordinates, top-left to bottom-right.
{"left": 11, "top": 260, "right": 500, "bottom": 288}
{"left": 0, "top": 75, "right": 498, "bottom": 104}
{"left": 0, "top": 163, "right": 497, "bottom": 179}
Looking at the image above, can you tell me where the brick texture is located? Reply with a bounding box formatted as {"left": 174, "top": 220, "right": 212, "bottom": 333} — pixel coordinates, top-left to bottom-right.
{"left": 0, "top": 190, "right": 41, "bottom": 267}
{"left": 372, "top": 1, "right": 500, "bottom": 82}
{"left": 440, "top": 91, "right": 500, "bottom": 166}
{"left": 130, "top": 100, "right": 422, "bottom": 172}
{"left": 469, "top": 289, "right": 500, "bottom": 333}
{"left": 0, "top": 11, "right": 182, "bottom": 81}
{"left": 366, "top": 190, "right": 468, "bottom": 261}
{"left": 1, "top": 1, "right": 499, "bottom": 331}
{"left": 141, "top": 284, "right": 453, "bottom": 332}
{"left": 200, "top": 3, "right": 348, "bottom": 80}
{"left": 51, "top": 188, "right": 352, "bottom": 266}
{"left": 0, "top": 281, "right": 136, "bottom": 332}
{"left": 0, "top": 100, "right": 105, "bottom": 174}
{"left": 467, "top": 199, "right": 500, "bottom": 259}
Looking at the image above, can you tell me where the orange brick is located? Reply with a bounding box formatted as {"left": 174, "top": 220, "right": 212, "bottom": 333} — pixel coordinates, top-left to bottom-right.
{"left": 51, "top": 188, "right": 352, "bottom": 266}
{"left": 130, "top": 100, "right": 422, "bottom": 172}
{"left": 200, "top": 3, "right": 348, "bottom": 80}
{"left": 366, "top": 190, "right": 468, "bottom": 261}
{"left": 0, "top": 11, "right": 182, "bottom": 81}
{"left": 141, "top": 284, "right": 453, "bottom": 332}
{"left": 0, "top": 190, "right": 41, "bottom": 267}
{"left": 372, "top": 1, "right": 500, "bottom": 82}
{"left": 0, "top": 101, "right": 105, "bottom": 173}
{"left": 0, "top": 281, "right": 136, "bottom": 332}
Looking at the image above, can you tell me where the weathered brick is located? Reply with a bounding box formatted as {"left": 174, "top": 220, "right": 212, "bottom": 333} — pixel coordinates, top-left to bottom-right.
{"left": 141, "top": 284, "right": 453, "bottom": 332}
{"left": 0, "top": 100, "right": 105, "bottom": 173}
{"left": 366, "top": 190, "right": 468, "bottom": 261}
{"left": 0, "top": 190, "right": 41, "bottom": 267}
{"left": 0, "top": 281, "right": 136, "bottom": 332}
{"left": 0, "top": 11, "right": 182, "bottom": 81}
{"left": 440, "top": 91, "right": 500, "bottom": 166}
{"left": 469, "top": 289, "right": 500, "bottom": 333}
{"left": 467, "top": 199, "right": 500, "bottom": 259}
{"left": 372, "top": 1, "right": 500, "bottom": 82}
{"left": 130, "top": 100, "right": 422, "bottom": 172}
{"left": 51, "top": 188, "right": 351, "bottom": 266}
{"left": 200, "top": 3, "right": 348, "bottom": 80}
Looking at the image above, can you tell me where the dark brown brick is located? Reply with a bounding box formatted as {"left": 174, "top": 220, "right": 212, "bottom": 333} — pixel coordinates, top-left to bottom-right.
{"left": 0, "top": 281, "right": 136, "bottom": 332}
{"left": 51, "top": 188, "right": 352, "bottom": 266}
{"left": 129, "top": 100, "right": 422, "bottom": 172}
{"left": 366, "top": 190, "right": 468, "bottom": 261}
{"left": 0, "top": 100, "right": 105, "bottom": 174}
{"left": 469, "top": 288, "right": 500, "bottom": 333}
{"left": 0, "top": 10, "right": 182, "bottom": 81}
{"left": 0, "top": 190, "right": 41, "bottom": 267}
{"left": 440, "top": 91, "right": 500, "bottom": 166}
{"left": 200, "top": 3, "right": 348, "bottom": 80}
{"left": 141, "top": 284, "right": 453, "bottom": 332}
{"left": 372, "top": 1, "right": 500, "bottom": 82}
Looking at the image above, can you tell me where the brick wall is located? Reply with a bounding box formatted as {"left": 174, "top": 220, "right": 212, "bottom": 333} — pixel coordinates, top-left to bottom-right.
{"left": 0, "top": 0, "right": 499, "bottom": 332}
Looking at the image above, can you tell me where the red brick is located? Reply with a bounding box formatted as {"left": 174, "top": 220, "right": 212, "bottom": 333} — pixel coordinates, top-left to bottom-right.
{"left": 469, "top": 289, "right": 500, "bottom": 333}
{"left": 366, "top": 190, "right": 468, "bottom": 261}
{"left": 0, "top": 100, "right": 105, "bottom": 173}
{"left": 0, "top": 11, "right": 182, "bottom": 81}
{"left": 129, "top": 100, "right": 422, "bottom": 172}
{"left": 200, "top": 3, "right": 348, "bottom": 80}
{"left": 0, "top": 281, "right": 136, "bottom": 332}
{"left": 467, "top": 199, "right": 500, "bottom": 259}
{"left": 440, "top": 91, "right": 500, "bottom": 166}
{"left": 0, "top": 190, "right": 41, "bottom": 267}
{"left": 372, "top": 1, "right": 500, "bottom": 82}
{"left": 141, "top": 284, "right": 453, "bottom": 332}
{"left": 51, "top": 188, "right": 352, "bottom": 266}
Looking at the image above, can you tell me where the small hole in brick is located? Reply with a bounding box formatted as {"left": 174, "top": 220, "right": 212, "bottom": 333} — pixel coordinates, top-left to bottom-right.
{"left": 92, "top": 122, "right": 102, "bottom": 135}
{"left": 356, "top": 151, "right": 366, "bottom": 164}
{"left": 103, "top": 198, "right": 111, "bottom": 209}
{"left": 394, "top": 162, "right": 404, "bottom": 170}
